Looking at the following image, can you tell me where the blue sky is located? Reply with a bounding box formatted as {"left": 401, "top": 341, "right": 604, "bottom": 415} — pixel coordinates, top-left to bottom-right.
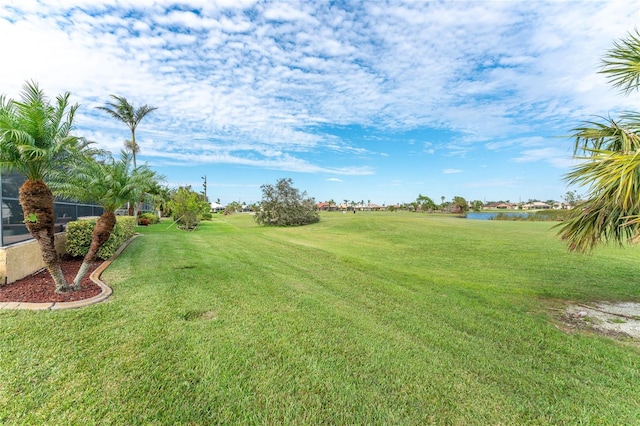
{"left": 1, "top": 1, "right": 639, "bottom": 206}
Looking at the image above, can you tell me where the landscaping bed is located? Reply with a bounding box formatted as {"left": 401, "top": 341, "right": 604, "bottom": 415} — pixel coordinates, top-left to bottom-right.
{"left": 0, "top": 257, "right": 102, "bottom": 303}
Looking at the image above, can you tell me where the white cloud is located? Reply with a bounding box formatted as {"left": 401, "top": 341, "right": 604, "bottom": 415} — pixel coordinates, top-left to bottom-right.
{"left": 1, "top": 0, "right": 638, "bottom": 184}
{"left": 443, "top": 169, "right": 463, "bottom": 174}
{"left": 512, "top": 147, "right": 574, "bottom": 169}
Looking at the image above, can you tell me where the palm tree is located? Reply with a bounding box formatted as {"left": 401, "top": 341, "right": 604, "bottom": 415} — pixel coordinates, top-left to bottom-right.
{"left": 97, "top": 95, "right": 157, "bottom": 217}
{"left": 556, "top": 149, "right": 640, "bottom": 252}
{"left": 50, "top": 151, "right": 159, "bottom": 287}
{"left": 96, "top": 95, "right": 157, "bottom": 169}
{"left": 0, "top": 81, "right": 96, "bottom": 292}
{"left": 556, "top": 29, "right": 640, "bottom": 252}
{"left": 123, "top": 139, "right": 140, "bottom": 166}
{"left": 148, "top": 182, "right": 171, "bottom": 217}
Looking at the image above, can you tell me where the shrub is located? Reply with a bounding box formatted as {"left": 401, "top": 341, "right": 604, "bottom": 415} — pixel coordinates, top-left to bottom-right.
{"left": 168, "top": 186, "right": 209, "bottom": 230}
{"left": 254, "top": 178, "right": 320, "bottom": 227}
{"left": 139, "top": 212, "right": 159, "bottom": 225}
{"left": 532, "top": 209, "right": 570, "bottom": 221}
{"left": 491, "top": 210, "right": 570, "bottom": 222}
{"left": 66, "top": 216, "right": 136, "bottom": 259}
{"left": 65, "top": 220, "right": 93, "bottom": 258}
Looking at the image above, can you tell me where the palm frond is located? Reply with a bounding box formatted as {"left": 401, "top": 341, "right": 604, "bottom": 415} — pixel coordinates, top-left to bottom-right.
{"left": 573, "top": 116, "right": 640, "bottom": 154}
{"left": 50, "top": 150, "right": 160, "bottom": 213}
{"left": 133, "top": 105, "right": 159, "bottom": 127}
{"left": 556, "top": 149, "right": 640, "bottom": 252}
{"left": 601, "top": 29, "right": 640, "bottom": 95}
{"left": 0, "top": 80, "right": 89, "bottom": 181}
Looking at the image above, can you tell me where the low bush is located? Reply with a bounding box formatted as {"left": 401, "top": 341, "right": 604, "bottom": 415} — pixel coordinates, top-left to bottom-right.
{"left": 254, "top": 178, "right": 320, "bottom": 227}
{"left": 66, "top": 216, "right": 136, "bottom": 259}
{"left": 491, "top": 210, "right": 570, "bottom": 221}
{"left": 139, "top": 212, "right": 160, "bottom": 225}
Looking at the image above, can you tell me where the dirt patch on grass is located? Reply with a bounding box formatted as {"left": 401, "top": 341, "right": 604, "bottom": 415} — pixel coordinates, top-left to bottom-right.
{"left": 561, "top": 302, "right": 640, "bottom": 339}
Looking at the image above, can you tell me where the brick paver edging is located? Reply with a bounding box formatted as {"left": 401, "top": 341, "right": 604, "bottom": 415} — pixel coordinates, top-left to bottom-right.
{"left": 0, "top": 234, "right": 142, "bottom": 311}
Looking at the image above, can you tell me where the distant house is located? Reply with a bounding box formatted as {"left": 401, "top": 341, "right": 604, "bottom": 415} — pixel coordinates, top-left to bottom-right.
{"left": 210, "top": 202, "right": 224, "bottom": 213}
{"left": 553, "top": 202, "right": 572, "bottom": 210}
{"left": 522, "top": 202, "right": 551, "bottom": 210}
{"left": 317, "top": 202, "right": 331, "bottom": 211}
{"left": 485, "top": 202, "right": 515, "bottom": 210}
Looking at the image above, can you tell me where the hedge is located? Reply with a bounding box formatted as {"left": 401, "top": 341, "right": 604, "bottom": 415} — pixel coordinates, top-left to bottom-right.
{"left": 66, "top": 216, "right": 136, "bottom": 260}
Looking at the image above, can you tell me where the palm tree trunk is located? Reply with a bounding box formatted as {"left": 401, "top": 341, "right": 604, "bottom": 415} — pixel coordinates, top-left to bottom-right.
{"left": 72, "top": 211, "right": 117, "bottom": 288}
{"left": 73, "top": 261, "right": 93, "bottom": 290}
{"left": 19, "top": 179, "right": 71, "bottom": 293}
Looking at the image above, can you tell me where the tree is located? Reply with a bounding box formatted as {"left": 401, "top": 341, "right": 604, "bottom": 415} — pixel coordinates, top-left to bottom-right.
{"left": 0, "top": 81, "right": 96, "bottom": 292}
{"left": 556, "top": 29, "right": 640, "bottom": 252}
{"left": 254, "top": 178, "right": 320, "bottom": 226}
{"left": 562, "top": 191, "right": 582, "bottom": 207}
{"left": 149, "top": 182, "right": 172, "bottom": 217}
{"left": 168, "top": 186, "right": 210, "bottom": 230}
{"left": 97, "top": 95, "right": 157, "bottom": 217}
{"left": 96, "top": 95, "right": 157, "bottom": 169}
{"left": 416, "top": 194, "right": 436, "bottom": 212}
{"left": 451, "top": 196, "right": 469, "bottom": 215}
{"left": 471, "top": 200, "right": 484, "bottom": 212}
{"left": 224, "top": 200, "right": 242, "bottom": 215}
{"left": 50, "top": 151, "right": 158, "bottom": 287}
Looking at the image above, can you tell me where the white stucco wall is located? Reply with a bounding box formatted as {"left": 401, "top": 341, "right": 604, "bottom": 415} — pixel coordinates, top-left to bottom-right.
{"left": 0, "top": 233, "right": 67, "bottom": 285}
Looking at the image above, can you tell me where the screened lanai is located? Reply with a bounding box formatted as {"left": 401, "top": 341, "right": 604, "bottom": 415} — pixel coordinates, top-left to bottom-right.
{"left": 0, "top": 172, "right": 104, "bottom": 247}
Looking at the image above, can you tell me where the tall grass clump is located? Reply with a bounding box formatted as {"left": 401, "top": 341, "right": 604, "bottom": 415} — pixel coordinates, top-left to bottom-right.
{"left": 492, "top": 210, "right": 569, "bottom": 221}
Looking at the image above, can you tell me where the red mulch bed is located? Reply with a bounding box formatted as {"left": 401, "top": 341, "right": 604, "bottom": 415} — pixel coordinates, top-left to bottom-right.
{"left": 0, "top": 257, "right": 103, "bottom": 303}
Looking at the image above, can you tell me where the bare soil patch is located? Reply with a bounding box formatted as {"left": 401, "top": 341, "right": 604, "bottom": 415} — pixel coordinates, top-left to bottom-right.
{"left": 0, "top": 257, "right": 102, "bottom": 303}
{"left": 561, "top": 302, "right": 640, "bottom": 339}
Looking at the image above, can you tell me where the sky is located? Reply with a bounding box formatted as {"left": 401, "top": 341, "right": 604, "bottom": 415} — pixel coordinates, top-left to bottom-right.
{"left": 1, "top": 0, "right": 639, "bottom": 206}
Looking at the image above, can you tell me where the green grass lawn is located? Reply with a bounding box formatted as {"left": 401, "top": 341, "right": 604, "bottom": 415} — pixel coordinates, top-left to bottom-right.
{"left": 2, "top": 211, "right": 640, "bottom": 424}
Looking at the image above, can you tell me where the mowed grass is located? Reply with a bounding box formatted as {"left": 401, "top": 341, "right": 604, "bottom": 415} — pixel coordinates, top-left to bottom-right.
{"left": 1, "top": 211, "right": 640, "bottom": 424}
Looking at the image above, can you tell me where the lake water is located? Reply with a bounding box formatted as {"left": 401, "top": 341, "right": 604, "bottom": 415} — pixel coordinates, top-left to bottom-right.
{"left": 466, "top": 212, "right": 530, "bottom": 220}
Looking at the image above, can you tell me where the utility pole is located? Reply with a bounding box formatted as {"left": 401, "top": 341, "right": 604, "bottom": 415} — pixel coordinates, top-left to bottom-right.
{"left": 201, "top": 175, "right": 207, "bottom": 200}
